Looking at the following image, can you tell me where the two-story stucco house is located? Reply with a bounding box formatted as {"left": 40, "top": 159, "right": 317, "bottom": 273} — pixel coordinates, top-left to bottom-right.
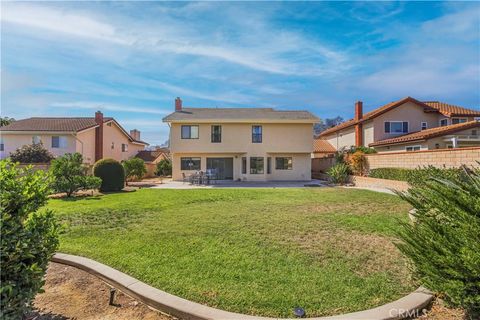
{"left": 0, "top": 111, "right": 148, "bottom": 164}
{"left": 315, "top": 96, "right": 480, "bottom": 155}
{"left": 163, "top": 98, "right": 319, "bottom": 181}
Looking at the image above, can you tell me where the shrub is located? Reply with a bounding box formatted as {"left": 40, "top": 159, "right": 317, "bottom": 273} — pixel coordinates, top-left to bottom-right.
{"left": 369, "top": 168, "right": 412, "bottom": 181}
{"left": 395, "top": 166, "right": 480, "bottom": 316}
{"left": 0, "top": 159, "right": 59, "bottom": 319}
{"left": 123, "top": 158, "right": 147, "bottom": 182}
{"left": 327, "top": 163, "right": 350, "bottom": 185}
{"left": 50, "top": 153, "right": 101, "bottom": 197}
{"left": 348, "top": 146, "right": 377, "bottom": 154}
{"left": 347, "top": 151, "right": 368, "bottom": 176}
{"left": 93, "top": 158, "right": 125, "bottom": 191}
{"left": 368, "top": 166, "right": 465, "bottom": 184}
{"left": 9, "top": 143, "right": 54, "bottom": 163}
{"left": 155, "top": 159, "right": 172, "bottom": 176}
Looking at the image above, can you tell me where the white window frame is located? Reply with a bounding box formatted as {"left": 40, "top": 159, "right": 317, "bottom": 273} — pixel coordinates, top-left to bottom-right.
{"left": 405, "top": 145, "right": 422, "bottom": 152}
{"left": 439, "top": 118, "right": 449, "bottom": 127}
{"left": 385, "top": 121, "right": 408, "bottom": 134}
{"left": 421, "top": 122, "right": 427, "bottom": 130}
{"left": 51, "top": 136, "right": 67, "bottom": 149}
{"left": 451, "top": 118, "right": 467, "bottom": 125}
{"left": 32, "top": 135, "right": 41, "bottom": 144}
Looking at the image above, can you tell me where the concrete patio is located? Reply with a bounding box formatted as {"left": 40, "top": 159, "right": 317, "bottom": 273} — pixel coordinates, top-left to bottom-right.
{"left": 150, "top": 179, "right": 327, "bottom": 189}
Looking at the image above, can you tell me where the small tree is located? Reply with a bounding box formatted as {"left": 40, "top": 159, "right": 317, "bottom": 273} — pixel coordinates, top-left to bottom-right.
{"left": 0, "top": 159, "right": 59, "bottom": 319}
{"left": 155, "top": 159, "right": 172, "bottom": 176}
{"left": 50, "top": 153, "right": 101, "bottom": 197}
{"left": 123, "top": 158, "right": 147, "bottom": 183}
{"left": 0, "top": 117, "right": 15, "bottom": 127}
{"left": 395, "top": 166, "right": 480, "bottom": 317}
{"left": 9, "top": 143, "right": 54, "bottom": 163}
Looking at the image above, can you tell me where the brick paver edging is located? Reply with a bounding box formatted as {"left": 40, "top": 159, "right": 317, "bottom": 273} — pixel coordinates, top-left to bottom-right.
{"left": 52, "top": 253, "right": 434, "bottom": 320}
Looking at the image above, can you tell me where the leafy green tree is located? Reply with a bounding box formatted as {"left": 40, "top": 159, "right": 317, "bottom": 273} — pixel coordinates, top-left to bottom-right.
{"left": 123, "top": 158, "right": 147, "bottom": 183}
{"left": 395, "top": 166, "right": 480, "bottom": 317}
{"left": 9, "top": 143, "right": 55, "bottom": 163}
{"left": 50, "top": 153, "right": 101, "bottom": 197}
{"left": 155, "top": 159, "right": 172, "bottom": 176}
{"left": 0, "top": 159, "right": 59, "bottom": 319}
{"left": 0, "top": 117, "right": 15, "bottom": 127}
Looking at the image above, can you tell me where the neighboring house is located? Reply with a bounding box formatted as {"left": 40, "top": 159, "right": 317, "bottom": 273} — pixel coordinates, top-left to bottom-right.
{"left": 163, "top": 98, "right": 319, "bottom": 181}
{"left": 317, "top": 96, "right": 480, "bottom": 153}
{"left": 135, "top": 148, "right": 171, "bottom": 177}
{"left": 0, "top": 111, "right": 148, "bottom": 164}
{"left": 312, "top": 139, "right": 336, "bottom": 158}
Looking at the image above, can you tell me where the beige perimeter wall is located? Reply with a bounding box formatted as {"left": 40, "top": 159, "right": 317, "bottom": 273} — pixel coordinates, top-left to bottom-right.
{"left": 365, "top": 147, "right": 480, "bottom": 169}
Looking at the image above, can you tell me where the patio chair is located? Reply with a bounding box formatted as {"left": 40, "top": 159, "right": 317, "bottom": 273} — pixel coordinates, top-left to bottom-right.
{"left": 182, "top": 173, "right": 190, "bottom": 184}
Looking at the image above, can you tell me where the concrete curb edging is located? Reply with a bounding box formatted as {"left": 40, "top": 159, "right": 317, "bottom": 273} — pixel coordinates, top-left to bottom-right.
{"left": 52, "top": 253, "right": 434, "bottom": 320}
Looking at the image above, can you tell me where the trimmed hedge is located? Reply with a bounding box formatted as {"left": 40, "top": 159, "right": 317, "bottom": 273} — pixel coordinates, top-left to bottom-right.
{"left": 93, "top": 158, "right": 125, "bottom": 191}
{"left": 368, "top": 168, "right": 411, "bottom": 181}
{"left": 368, "top": 166, "right": 466, "bottom": 186}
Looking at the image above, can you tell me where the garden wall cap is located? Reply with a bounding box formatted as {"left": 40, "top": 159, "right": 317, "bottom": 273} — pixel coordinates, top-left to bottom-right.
{"left": 52, "top": 253, "right": 433, "bottom": 320}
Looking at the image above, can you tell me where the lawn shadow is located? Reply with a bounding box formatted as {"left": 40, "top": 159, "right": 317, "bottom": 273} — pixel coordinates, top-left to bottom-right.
{"left": 27, "top": 310, "right": 70, "bottom": 320}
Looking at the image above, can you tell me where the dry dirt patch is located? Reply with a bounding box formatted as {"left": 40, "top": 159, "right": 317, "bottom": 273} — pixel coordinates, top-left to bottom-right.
{"left": 32, "top": 263, "right": 173, "bottom": 320}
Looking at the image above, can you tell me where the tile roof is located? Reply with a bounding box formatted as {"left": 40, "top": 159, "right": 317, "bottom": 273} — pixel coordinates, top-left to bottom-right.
{"left": 318, "top": 97, "right": 479, "bottom": 137}
{"left": 163, "top": 108, "right": 319, "bottom": 123}
{"left": 135, "top": 149, "right": 170, "bottom": 162}
{"left": 313, "top": 139, "right": 336, "bottom": 153}
{"left": 0, "top": 117, "right": 113, "bottom": 132}
{"left": 423, "top": 101, "right": 480, "bottom": 117}
{"left": 369, "top": 120, "right": 480, "bottom": 147}
{"left": 0, "top": 117, "right": 149, "bottom": 145}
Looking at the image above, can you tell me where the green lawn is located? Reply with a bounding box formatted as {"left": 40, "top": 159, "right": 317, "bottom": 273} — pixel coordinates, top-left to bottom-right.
{"left": 46, "top": 188, "right": 415, "bottom": 317}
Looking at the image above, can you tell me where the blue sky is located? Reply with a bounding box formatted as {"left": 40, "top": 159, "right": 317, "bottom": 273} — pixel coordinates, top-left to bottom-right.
{"left": 1, "top": 1, "right": 479, "bottom": 145}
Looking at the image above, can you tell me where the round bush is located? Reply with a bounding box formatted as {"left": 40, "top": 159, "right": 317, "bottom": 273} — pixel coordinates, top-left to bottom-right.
{"left": 93, "top": 158, "right": 125, "bottom": 191}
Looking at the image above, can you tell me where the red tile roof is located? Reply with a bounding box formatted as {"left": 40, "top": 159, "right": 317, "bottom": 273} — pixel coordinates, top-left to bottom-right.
{"left": 423, "top": 101, "right": 480, "bottom": 117}
{"left": 369, "top": 120, "right": 480, "bottom": 147}
{"left": 135, "top": 149, "right": 170, "bottom": 162}
{"left": 0, "top": 117, "right": 113, "bottom": 132}
{"left": 313, "top": 139, "right": 336, "bottom": 153}
{"left": 319, "top": 97, "right": 479, "bottom": 137}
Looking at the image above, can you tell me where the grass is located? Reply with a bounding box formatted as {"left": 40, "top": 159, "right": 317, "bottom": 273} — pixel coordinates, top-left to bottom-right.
{"left": 45, "top": 188, "right": 415, "bottom": 317}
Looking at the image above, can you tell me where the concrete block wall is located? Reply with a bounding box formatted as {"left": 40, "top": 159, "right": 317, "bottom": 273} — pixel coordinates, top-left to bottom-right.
{"left": 365, "top": 147, "right": 480, "bottom": 169}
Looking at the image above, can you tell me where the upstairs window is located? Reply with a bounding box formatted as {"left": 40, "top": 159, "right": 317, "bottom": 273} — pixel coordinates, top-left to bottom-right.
{"left": 181, "top": 125, "right": 199, "bottom": 139}
{"left": 122, "top": 143, "right": 128, "bottom": 152}
{"left": 32, "top": 136, "right": 41, "bottom": 144}
{"left": 211, "top": 125, "right": 221, "bottom": 143}
{"left": 451, "top": 118, "right": 467, "bottom": 125}
{"left": 51, "top": 136, "right": 67, "bottom": 149}
{"left": 252, "top": 125, "right": 262, "bottom": 143}
{"left": 275, "top": 157, "right": 293, "bottom": 170}
{"left": 421, "top": 122, "right": 427, "bottom": 130}
{"left": 384, "top": 121, "right": 408, "bottom": 134}
{"left": 250, "top": 157, "right": 264, "bottom": 174}
{"left": 440, "top": 119, "right": 448, "bottom": 127}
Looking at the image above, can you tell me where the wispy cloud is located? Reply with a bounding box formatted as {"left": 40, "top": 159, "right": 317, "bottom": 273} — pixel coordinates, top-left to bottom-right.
{"left": 1, "top": 3, "right": 348, "bottom": 76}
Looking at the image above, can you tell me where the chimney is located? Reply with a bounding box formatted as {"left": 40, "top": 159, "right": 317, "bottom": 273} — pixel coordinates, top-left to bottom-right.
{"left": 354, "top": 101, "right": 363, "bottom": 147}
{"left": 130, "top": 129, "right": 140, "bottom": 141}
{"left": 175, "top": 97, "right": 182, "bottom": 111}
{"left": 95, "top": 111, "right": 104, "bottom": 161}
{"left": 355, "top": 101, "right": 363, "bottom": 121}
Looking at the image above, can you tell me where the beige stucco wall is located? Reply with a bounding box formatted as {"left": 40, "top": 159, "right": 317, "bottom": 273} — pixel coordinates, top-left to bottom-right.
{"left": 172, "top": 152, "right": 311, "bottom": 181}
{"left": 76, "top": 128, "right": 96, "bottom": 164}
{"left": 102, "top": 122, "right": 145, "bottom": 162}
{"left": 169, "top": 122, "right": 314, "bottom": 181}
{"left": 323, "top": 126, "right": 356, "bottom": 150}
{"left": 170, "top": 123, "right": 314, "bottom": 154}
{"left": 0, "top": 133, "right": 77, "bottom": 160}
